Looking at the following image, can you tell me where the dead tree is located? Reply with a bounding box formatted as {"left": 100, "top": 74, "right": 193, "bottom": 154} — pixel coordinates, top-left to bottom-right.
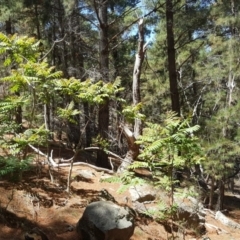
{"left": 118, "top": 18, "right": 147, "bottom": 172}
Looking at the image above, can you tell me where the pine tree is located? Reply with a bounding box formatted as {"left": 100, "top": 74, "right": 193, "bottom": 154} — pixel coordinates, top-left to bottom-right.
{"left": 194, "top": 0, "right": 240, "bottom": 210}
{"left": 143, "top": 0, "right": 209, "bottom": 120}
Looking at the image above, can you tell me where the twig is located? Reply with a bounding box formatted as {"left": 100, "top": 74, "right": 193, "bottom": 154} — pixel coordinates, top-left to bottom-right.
{"left": 39, "top": 35, "right": 66, "bottom": 61}
{"left": 28, "top": 144, "right": 58, "bottom": 167}
{"left": 84, "top": 146, "right": 127, "bottom": 163}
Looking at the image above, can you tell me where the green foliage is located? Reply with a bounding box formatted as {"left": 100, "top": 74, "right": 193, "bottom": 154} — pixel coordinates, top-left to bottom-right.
{"left": 77, "top": 78, "right": 124, "bottom": 104}
{"left": 57, "top": 101, "right": 81, "bottom": 124}
{"left": 0, "top": 96, "right": 28, "bottom": 114}
{"left": 91, "top": 135, "right": 110, "bottom": 151}
{"left": 14, "top": 126, "right": 49, "bottom": 146}
{"left": 193, "top": 1, "right": 240, "bottom": 184}
{"left": 0, "top": 155, "right": 33, "bottom": 179}
{"left": 144, "top": 201, "right": 174, "bottom": 220}
{"left": 0, "top": 33, "right": 40, "bottom": 65}
{"left": 119, "top": 111, "right": 203, "bottom": 220}
{"left": 203, "top": 139, "right": 240, "bottom": 180}
{"left": 102, "top": 171, "right": 146, "bottom": 194}
{"left": 0, "top": 32, "right": 125, "bottom": 158}
{"left": 117, "top": 171, "right": 146, "bottom": 193}
{"left": 122, "top": 103, "right": 145, "bottom": 123}
{"left": 135, "top": 112, "right": 203, "bottom": 175}
{"left": 0, "top": 33, "right": 57, "bottom": 177}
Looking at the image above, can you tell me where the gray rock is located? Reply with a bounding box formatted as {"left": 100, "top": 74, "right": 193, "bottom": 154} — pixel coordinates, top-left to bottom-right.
{"left": 215, "top": 211, "right": 240, "bottom": 229}
{"left": 129, "top": 184, "right": 156, "bottom": 203}
{"left": 76, "top": 201, "right": 135, "bottom": 240}
{"left": 76, "top": 170, "right": 95, "bottom": 180}
{"left": 174, "top": 196, "right": 206, "bottom": 232}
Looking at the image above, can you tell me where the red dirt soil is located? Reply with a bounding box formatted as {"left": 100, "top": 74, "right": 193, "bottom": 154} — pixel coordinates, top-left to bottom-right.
{"left": 0, "top": 152, "right": 239, "bottom": 240}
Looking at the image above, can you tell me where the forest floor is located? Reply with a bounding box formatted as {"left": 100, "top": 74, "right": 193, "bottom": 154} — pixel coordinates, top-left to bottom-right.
{"left": 0, "top": 147, "right": 240, "bottom": 240}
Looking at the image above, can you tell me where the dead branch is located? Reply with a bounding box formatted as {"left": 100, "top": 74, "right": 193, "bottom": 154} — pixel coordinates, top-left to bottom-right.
{"left": 29, "top": 144, "right": 58, "bottom": 167}
{"left": 84, "top": 146, "right": 126, "bottom": 163}
{"left": 28, "top": 144, "right": 114, "bottom": 174}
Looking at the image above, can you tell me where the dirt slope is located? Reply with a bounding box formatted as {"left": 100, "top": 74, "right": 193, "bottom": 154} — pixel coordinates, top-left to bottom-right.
{"left": 0, "top": 163, "right": 239, "bottom": 240}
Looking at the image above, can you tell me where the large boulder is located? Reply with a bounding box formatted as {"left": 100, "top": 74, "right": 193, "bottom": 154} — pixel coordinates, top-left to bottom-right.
{"left": 76, "top": 201, "right": 135, "bottom": 240}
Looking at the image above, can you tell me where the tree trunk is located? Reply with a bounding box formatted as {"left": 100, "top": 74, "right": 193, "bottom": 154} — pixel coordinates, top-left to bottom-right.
{"left": 208, "top": 177, "right": 215, "bottom": 209}
{"left": 166, "top": 0, "right": 180, "bottom": 116}
{"left": 5, "top": 18, "right": 12, "bottom": 35}
{"left": 97, "top": 99, "right": 111, "bottom": 169}
{"left": 118, "top": 18, "right": 147, "bottom": 172}
{"left": 216, "top": 179, "right": 225, "bottom": 211}
{"left": 96, "top": 0, "right": 111, "bottom": 169}
{"left": 15, "top": 90, "right": 22, "bottom": 133}
{"left": 34, "top": 2, "right": 41, "bottom": 39}
{"left": 132, "top": 18, "right": 146, "bottom": 138}
{"left": 83, "top": 103, "right": 92, "bottom": 147}
{"left": 117, "top": 125, "right": 139, "bottom": 172}
{"left": 57, "top": 0, "right": 68, "bottom": 77}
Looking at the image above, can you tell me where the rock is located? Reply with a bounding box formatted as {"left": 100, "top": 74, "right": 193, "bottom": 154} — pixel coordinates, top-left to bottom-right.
{"left": 129, "top": 184, "right": 156, "bottom": 203}
{"left": 174, "top": 196, "right": 206, "bottom": 233}
{"left": 25, "top": 227, "right": 49, "bottom": 240}
{"left": 132, "top": 201, "right": 158, "bottom": 215}
{"left": 76, "top": 170, "right": 95, "bottom": 181}
{"left": 76, "top": 201, "right": 135, "bottom": 240}
{"left": 98, "top": 188, "right": 117, "bottom": 202}
{"left": 215, "top": 211, "right": 240, "bottom": 229}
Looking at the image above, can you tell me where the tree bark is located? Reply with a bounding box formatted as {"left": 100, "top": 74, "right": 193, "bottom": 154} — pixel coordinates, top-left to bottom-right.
{"left": 132, "top": 18, "right": 146, "bottom": 138}
{"left": 57, "top": 0, "right": 68, "bottom": 77}
{"left": 5, "top": 18, "right": 12, "bottom": 35}
{"left": 166, "top": 0, "right": 180, "bottom": 116}
{"left": 117, "top": 125, "right": 139, "bottom": 172}
{"left": 96, "top": 0, "right": 111, "bottom": 169}
{"left": 34, "top": 2, "right": 41, "bottom": 39}
{"left": 208, "top": 177, "right": 215, "bottom": 209}
{"left": 216, "top": 179, "right": 225, "bottom": 211}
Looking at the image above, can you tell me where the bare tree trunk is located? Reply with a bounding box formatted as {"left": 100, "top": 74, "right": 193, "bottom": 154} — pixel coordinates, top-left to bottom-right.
{"left": 117, "top": 125, "right": 139, "bottom": 172}
{"left": 132, "top": 18, "right": 146, "bottom": 138}
{"left": 118, "top": 18, "right": 147, "bottom": 172}
{"left": 166, "top": 0, "right": 180, "bottom": 116}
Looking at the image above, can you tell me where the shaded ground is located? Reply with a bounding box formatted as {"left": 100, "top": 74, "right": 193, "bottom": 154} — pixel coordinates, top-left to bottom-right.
{"left": 0, "top": 148, "right": 240, "bottom": 239}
